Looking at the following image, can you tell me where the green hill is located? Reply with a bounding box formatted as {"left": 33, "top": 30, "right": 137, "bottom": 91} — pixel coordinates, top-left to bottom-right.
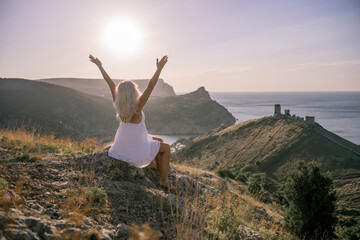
{"left": 172, "top": 114, "right": 360, "bottom": 219}
{"left": 0, "top": 78, "right": 118, "bottom": 141}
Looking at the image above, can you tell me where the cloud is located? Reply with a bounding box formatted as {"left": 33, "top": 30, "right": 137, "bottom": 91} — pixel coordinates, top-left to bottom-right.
{"left": 288, "top": 60, "right": 360, "bottom": 71}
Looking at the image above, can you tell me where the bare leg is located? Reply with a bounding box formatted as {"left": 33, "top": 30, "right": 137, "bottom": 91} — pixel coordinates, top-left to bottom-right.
{"left": 152, "top": 137, "right": 163, "bottom": 175}
{"left": 157, "top": 143, "right": 175, "bottom": 190}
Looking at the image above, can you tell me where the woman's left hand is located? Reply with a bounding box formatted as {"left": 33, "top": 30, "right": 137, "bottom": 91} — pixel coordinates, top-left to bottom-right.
{"left": 156, "top": 55, "right": 168, "bottom": 70}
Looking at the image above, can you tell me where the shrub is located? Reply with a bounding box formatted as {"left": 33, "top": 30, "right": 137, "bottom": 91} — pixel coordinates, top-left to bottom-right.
{"left": 209, "top": 208, "right": 242, "bottom": 239}
{"left": 235, "top": 174, "right": 247, "bottom": 183}
{"left": 251, "top": 173, "right": 270, "bottom": 190}
{"left": 86, "top": 187, "right": 107, "bottom": 203}
{"left": 216, "top": 169, "right": 235, "bottom": 179}
{"left": 0, "top": 178, "right": 7, "bottom": 190}
{"left": 335, "top": 218, "right": 360, "bottom": 240}
{"left": 248, "top": 180, "right": 261, "bottom": 195}
{"left": 240, "top": 164, "right": 253, "bottom": 173}
{"left": 283, "top": 161, "right": 337, "bottom": 239}
{"left": 14, "top": 152, "right": 30, "bottom": 161}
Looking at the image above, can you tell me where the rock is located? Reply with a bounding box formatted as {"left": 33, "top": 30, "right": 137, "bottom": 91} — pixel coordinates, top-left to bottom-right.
{"left": 43, "top": 208, "right": 61, "bottom": 219}
{"left": 24, "top": 218, "right": 40, "bottom": 228}
{"left": 200, "top": 171, "right": 212, "bottom": 178}
{"left": 251, "top": 207, "right": 272, "bottom": 222}
{"left": 30, "top": 203, "right": 43, "bottom": 212}
{"left": 1, "top": 136, "right": 8, "bottom": 144}
{"left": 238, "top": 225, "right": 266, "bottom": 240}
{"left": 115, "top": 223, "right": 130, "bottom": 239}
{"left": 5, "top": 226, "right": 40, "bottom": 240}
{"left": 100, "top": 228, "right": 115, "bottom": 240}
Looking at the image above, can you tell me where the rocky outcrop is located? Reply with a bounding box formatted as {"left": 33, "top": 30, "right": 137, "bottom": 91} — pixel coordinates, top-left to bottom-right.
{"left": 144, "top": 87, "right": 236, "bottom": 134}
{"left": 180, "top": 86, "right": 211, "bottom": 99}
{"left": 0, "top": 150, "right": 224, "bottom": 239}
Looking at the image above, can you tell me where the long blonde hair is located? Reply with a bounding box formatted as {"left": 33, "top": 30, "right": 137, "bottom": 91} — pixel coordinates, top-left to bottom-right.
{"left": 114, "top": 80, "right": 141, "bottom": 122}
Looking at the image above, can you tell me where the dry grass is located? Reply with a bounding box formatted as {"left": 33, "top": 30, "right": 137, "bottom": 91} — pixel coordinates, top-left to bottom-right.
{"left": 1, "top": 128, "right": 298, "bottom": 239}
{"left": 0, "top": 128, "right": 100, "bottom": 154}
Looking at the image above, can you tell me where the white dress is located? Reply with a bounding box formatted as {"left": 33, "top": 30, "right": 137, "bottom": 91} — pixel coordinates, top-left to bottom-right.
{"left": 108, "top": 111, "right": 161, "bottom": 168}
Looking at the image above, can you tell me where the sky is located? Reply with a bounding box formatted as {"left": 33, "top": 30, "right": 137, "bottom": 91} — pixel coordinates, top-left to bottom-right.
{"left": 0, "top": 0, "right": 359, "bottom": 92}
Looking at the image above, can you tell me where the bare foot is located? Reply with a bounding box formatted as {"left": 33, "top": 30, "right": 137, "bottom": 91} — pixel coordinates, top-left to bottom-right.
{"left": 158, "top": 180, "right": 176, "bottom": 190}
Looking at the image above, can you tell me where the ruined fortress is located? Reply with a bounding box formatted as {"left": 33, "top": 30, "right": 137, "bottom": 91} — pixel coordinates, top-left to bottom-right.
{"left": 274, "top": 104, "right": 315, "bottom": 123}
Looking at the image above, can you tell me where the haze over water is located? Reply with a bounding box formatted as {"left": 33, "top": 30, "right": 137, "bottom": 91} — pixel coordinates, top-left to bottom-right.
{"left": 210, "top": 91, "right": 360, "bottom": 145}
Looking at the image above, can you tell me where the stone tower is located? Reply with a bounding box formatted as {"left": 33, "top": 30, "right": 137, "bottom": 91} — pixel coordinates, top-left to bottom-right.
{"left": 274, "top": 104, "right": 281, "bottom": 116}
{"left": 306, "top": 116, "right": 315, "bottom": 123}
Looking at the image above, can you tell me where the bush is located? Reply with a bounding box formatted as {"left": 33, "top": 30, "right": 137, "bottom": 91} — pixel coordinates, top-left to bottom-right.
{"left": 235, "top": 174, "right": 247, "bottom": 183}
{"left": 86, "top": 187, "right": 107, "bottom": 203}
{"left": 209, "top": 208, "right": 242, "bottom": 239}
{"left": 335, "top": 218, "right": 360, "bottom": 240}
{"left": 248, "top": 173, "right": 270, "bottom": 195}
{"left": 216, "top": 169, "right": 235, "bottom": 179}
{"left": 240, "top": 164, "right": 253, "bottom": 173}
{"left": 14, "top": 152, "right": 30, "bottom": 161}
{"left": 0, "top": 178, "right": 7, "bottom": 190}
{"left": 248, "top": 181, "right": 261, "bottom": 195}
{"left": 283, "top": 161, "right": 337, "bottom": 239}
{"left": 251, "top": 173, "right": 270, "bottom": 190}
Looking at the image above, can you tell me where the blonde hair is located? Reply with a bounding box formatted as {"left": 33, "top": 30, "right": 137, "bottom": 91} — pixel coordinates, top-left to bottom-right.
{"left": 114, "top": 80, "right": 141, "bottom": 122}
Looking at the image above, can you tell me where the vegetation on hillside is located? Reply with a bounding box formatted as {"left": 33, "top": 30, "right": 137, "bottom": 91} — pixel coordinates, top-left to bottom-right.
{"left": 282, "top": 161, "right": 337, "bottom": 239}
{"left": 0, "top": 78, "right": 118, "bottom": 142}
{"left": 0, "top": 128, "right": 301, "bottom": 239}
{"left": 144, "top": 89, "right": 236, "bottom": 134}
{"left": 1, "top": 79, "right": 236, "bottom": 139}
{"left": 172, "top": 115, "right": 360, "bottom": 220}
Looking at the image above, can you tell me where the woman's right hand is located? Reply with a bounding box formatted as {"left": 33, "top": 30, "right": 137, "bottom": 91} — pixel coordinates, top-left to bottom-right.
{"left": 89, "top": 54, "right": 102, "bottom": 67}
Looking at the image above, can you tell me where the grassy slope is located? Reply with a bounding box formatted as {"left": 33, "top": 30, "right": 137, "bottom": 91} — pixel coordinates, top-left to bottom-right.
{"left": 173, "top": 115, "right": 360, "bottom": 218}
{"left": 0, "top": 78, "right": 118, "bottom": 141}
{"left": 0, "top": 129, "right": 297, "bottom": 239}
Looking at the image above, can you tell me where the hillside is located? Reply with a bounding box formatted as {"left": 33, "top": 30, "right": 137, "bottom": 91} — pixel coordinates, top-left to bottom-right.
{"left": 38, "top": 78, "right": 176, "bottom": 99}
{"left": 0, "top": 78, "right": 118, "bottom": 141}
{"left": 144, "top": 87, "right": 236, "bottom": 134}
{"left": 0, "top": 130, "right": 297, "bottom": 240}
{"left": 172, "top": 114, "right": 360, "bottom": 219}
{"left": 0, "top": 79, "right": 235, "bottom": 138}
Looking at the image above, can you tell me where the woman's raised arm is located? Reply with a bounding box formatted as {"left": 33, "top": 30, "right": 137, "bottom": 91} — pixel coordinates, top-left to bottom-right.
{"left": 89, "top": 54, "right": 116, "bottom": 101}
{"left": 138, "top": 55, "right": 168, "bottom": 111}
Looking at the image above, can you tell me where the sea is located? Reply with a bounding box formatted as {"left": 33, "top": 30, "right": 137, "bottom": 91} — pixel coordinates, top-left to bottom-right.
{"left": 157, "top": 92, "right": 360, "bottom": 145}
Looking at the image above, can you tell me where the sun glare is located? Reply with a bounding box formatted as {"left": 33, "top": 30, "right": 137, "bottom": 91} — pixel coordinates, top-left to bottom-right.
{"left": 102, "top": 18, "right": 142, "bottom": 55}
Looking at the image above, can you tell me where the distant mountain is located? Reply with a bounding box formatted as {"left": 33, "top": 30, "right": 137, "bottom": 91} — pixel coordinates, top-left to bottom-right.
{"left": 0, "top": 79, "right": 236, "bottom": 138}
{"left": 38, "top": 78, "right": 176, "bottom": 100}
{"left": 0, "top": 78, "right": 118, "bottom": 141}
{"left": 173, "top": 114, "right": 360, "bottom": 219}
{"left": 144, "top": 87, "right": 236, "bottom": 134}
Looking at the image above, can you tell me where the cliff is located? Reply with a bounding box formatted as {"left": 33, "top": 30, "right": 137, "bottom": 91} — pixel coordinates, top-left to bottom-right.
{"left": 172, "top": 115, "right": 360, "bottom": 219}
{"left": 144, "top": 87, "right": 236, "bottom": 135}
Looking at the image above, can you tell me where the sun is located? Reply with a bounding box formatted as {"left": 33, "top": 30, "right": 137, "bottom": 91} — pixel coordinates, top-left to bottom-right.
{"left": 101, "top": 18, "right": 143, "bottom": 55}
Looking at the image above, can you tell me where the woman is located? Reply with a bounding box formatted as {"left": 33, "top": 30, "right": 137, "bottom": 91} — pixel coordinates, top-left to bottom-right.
{"left": 89, "top": 54, "right": 174, "bottom": 190}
